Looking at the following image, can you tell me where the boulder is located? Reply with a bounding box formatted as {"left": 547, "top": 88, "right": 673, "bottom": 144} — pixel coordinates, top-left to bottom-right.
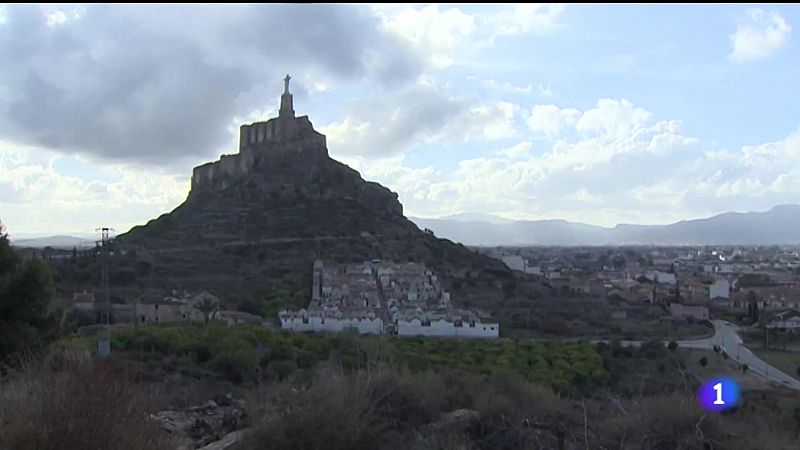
{"left": 150, "top": 394, "right": 247, "bottom": 449}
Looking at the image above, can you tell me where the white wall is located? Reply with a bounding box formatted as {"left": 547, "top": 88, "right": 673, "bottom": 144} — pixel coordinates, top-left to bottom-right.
{"left": 710, "top": 280, "right": 730, "bottom": 299}
{"left": 768, "top": 318, "right": 800, "bottom": 330}
{"left": 501, "top": 256, "right": 525, "bottom": 272}
{"left": 397, "top": 318, "right": 499, "bottom": 338}
{"left": 280, "top": 316, "right": 384, "bottom": 335}
{"left": 646, "top": 271, "right": 676, "bottom": 285}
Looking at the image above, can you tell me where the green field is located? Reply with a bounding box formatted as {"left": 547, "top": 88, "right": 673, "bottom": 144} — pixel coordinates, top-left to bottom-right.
{"left": 754, "top": 349, "right": 800, "bottom": 379}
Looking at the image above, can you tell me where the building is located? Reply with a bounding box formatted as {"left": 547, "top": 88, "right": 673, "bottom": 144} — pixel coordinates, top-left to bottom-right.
{"left": 645, "top": 271, "right": 677, "bottom": 285}
{"left": 134, "top": 300, "right": 204, "bottom": 324}
{"left": 501, "top": 255, "right": 526, "bottom": 272}
{"left": 191, "top": 74, "right": 326, "bottom": 193}
{"left": 669, "top": 303, "right": 709, "bottom": 321}
{"left": 766, "top": 311, "right": 800, "bottom": 331}
{"left": 72, "top": 290, "right": 95, "bottom": 304}
{"left": 278, "top": 309, "right": 385, "bottom": 335}
{"left": 216, "top": 310, "right": 266, "bottom": 326}
{"left": 134, "top": 291, "right": 221, "bottom": 324}
{"left": 281, "top": 258, "right": 499, "bottom": 338}
{"left": 709, "top": 279, "right": 730, "bottom": 300}
{"left": 396, "top": 316, "right": 499, "bottom": 338}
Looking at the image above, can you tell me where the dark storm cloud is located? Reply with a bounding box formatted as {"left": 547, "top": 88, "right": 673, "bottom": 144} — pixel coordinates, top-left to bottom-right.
{"left": 0, "top": 4, "right": 423, "bottom": 166}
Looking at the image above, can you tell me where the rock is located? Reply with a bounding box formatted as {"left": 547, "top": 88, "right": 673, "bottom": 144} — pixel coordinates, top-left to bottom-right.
{"left": 214, "top": 393, "right": 234, "bottom": 407}
{"left": 198, "top": 430, "right": 247, "bottom": 450}
{"left": 114, "top": 82, "right": 516, "bottom": 318}
{"left": 434, "top": 409, "right": 480, "bottom": 429}
{"left": 150, "top": 397, "right": 248, "bottom": 450}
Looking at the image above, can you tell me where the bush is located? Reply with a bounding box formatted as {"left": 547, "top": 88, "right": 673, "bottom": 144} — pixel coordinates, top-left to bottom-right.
{"left": 667, "top": 340, "right": 678, "bottom": 352}
{"left": 640, "top": 339, "right": 666, "bottom": 359}
{"left": 0, "top": 229, "right": 57, "bottom": 360}
{"left": 244, "top": 370, "right": 388, "bottom": 450}
{"left": 0, "top": 352, "right": 173, "bottom": 450}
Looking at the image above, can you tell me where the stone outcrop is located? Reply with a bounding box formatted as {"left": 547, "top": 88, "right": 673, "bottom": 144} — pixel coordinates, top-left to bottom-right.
{"left": 150, "top": 394, "right": 247, "bottom": 450}
{"left": 123, "top": 77, "right": 413, "bottom": 246}
{"left": 114, "top": 76, "right": 515, "bottom": 315}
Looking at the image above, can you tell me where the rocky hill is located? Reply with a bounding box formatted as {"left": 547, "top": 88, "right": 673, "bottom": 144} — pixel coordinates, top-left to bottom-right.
{"left": 113, "top": 80, "right": 518, "bottom": 317}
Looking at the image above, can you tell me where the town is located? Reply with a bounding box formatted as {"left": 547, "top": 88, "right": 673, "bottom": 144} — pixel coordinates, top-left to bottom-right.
{"left": 279, "top": 260, "right": 499, "bottom": 337}
{"left": 48, "top": 243, "right": 800, "bottom": 342}
{"left": 483, "top": 244, "right": 800, "bottom": 326}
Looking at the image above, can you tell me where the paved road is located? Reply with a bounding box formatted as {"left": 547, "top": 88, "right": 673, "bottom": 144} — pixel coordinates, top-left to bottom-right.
{"left": 700, "top": 320, "right": 800, "bottom": 391}
{"left": 595, "top": 320, "right": 800, "bottom": 391}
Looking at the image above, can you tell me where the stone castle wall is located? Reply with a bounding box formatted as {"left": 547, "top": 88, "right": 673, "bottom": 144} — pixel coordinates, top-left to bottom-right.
{"left": 191, "top": 115, "right": 327, "bottom": 192}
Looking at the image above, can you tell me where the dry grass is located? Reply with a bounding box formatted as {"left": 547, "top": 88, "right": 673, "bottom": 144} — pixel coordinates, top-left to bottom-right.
{"left": 0, "top": 346, "right": 174, "bottom": 450}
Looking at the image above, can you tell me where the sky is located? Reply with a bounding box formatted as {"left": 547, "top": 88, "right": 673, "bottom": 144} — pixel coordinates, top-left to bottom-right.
{"left": 1, "top": 3, "right": 799, "bottom": 237}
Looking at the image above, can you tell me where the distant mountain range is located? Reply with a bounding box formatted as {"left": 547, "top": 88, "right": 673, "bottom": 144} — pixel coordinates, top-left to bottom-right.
{"left": 411, "top": 204, "right": 800, "bottom": 246}
{"left": 9, "top": 235, "right": 96, "bottom": 249}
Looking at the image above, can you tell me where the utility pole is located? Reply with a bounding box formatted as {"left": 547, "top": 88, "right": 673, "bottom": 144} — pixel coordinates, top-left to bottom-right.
{"left": 96, "top": 227, "right": 114, "bottom": 359}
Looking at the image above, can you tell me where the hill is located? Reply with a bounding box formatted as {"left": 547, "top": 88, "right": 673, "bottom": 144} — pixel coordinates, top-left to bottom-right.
{"left": 413, "top": 204, "right": 800, "bottom": 246}
{"left": 107, "top": 80, "right": 518, "bottom": 317}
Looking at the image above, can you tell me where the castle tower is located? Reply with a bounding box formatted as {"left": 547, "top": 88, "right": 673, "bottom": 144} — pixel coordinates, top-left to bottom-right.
{"left": 279, "top": 74, "right": 295, "bottom": 118}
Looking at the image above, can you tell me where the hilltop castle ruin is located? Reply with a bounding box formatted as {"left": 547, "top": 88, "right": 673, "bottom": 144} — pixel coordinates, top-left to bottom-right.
{"left": 191, "top": 75, "right": 328, "bottom": 192}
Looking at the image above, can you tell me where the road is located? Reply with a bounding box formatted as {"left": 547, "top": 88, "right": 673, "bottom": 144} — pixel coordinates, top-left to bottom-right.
{"left": 598, "top": 320, "right": 800, "bottom": 391}
{"left": 697, "top": 320, "right": 800, "bottom": 391}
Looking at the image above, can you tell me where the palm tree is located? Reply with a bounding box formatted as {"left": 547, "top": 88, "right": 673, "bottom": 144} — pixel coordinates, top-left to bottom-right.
{"left": 194, "top": 297, "right": 219, "bottom": 326}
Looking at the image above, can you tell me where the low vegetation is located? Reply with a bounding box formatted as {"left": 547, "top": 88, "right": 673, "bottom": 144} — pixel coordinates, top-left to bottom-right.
{"left": 61, "top": 323, "right": 607, "bottom": 393}
{"left": 0, "top": 349, "right": 173, "bottom": 450}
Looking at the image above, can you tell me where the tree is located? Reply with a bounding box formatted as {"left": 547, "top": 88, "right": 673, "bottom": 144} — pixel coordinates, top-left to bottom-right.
{"left": 667, "top": 340, "right": 678, "bottom": 352}
{"left": 747, "top": 290, "right": 760, "bottom": 323}
{"left": 0, "top": 222, "right": 56, "bottom": 360}
{"left": 194, "top": 297, "right": 219, "bottom": 325}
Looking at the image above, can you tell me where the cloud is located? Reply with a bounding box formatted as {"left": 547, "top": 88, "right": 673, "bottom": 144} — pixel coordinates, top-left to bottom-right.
{"left": 378, "top": 4, "right": 475, "bottom": 69}
{"left": 0, "top": 141, "right": 188, "bottom": 234}
{"left": 373, "top": 4, "right": 566, "bottom": 65}
{"left": 527, "top": 99, "right": 652, "bottom": 141}
{"left": 729, "top": 8, "right": 792, "bottom": 63}
{"left": 350, "top": 98, "right": 800, "bottom": 227}
{"left": 0, "top": 4, "right": 424, "bottom": 168}
{"left": 575, "top": 99, "right": 651, "bottom": 138}
{"left": 322, "top": 81, "right": 519, "bottom": 157}
{"left": 527, "top": 104, "right": 581, "bottom": 139}
{"left": 537, "top": 83, "right": 553, "bottom": 97}
{"left": 484, "top": 4, "right": 565, "bottom": 37}
{"left": 498, "top": 141, "right": 533, "bottom": 159}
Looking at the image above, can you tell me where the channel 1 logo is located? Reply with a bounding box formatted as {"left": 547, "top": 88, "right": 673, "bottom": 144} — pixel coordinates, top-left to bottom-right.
{"left": 697, "top": 377, "right": 740, "bottom": 412}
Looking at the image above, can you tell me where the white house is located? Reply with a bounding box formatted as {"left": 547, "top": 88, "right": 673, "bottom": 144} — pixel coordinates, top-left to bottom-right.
{"left": 669, "top": 303, "right": 709, "bottom": 321}
{"left": 278, "top": 309, "right": 385, "bottom": 335}
{"left": 717, "top": 264, "right": 735, "bottom": 274}
{"left": 524, "top": 265, "right": 542, "bottom": 275}
{"left": 396, "top": 316, "right": 499, "bottom": 338}
{"left": 501, "top": 255, "right": 526, "bottom": 272}
{"left": 766, "top": 311, "right": 800, "bottom": 331}
{"left": 709, "top": 279, "right": 730, "bottom": 300}
{"left": 645, "top": 271, "right": 677, "bottom": 285}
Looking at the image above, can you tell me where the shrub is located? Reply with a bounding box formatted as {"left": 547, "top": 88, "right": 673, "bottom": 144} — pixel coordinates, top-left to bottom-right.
{"left": 244, "top": 370, "right": 387, "bottom": 450}
{"left": 0, "top": 351, "right": 173, "bottom": 450}
{"left": 667, "top": 340, "right": 678, "bottom": 352}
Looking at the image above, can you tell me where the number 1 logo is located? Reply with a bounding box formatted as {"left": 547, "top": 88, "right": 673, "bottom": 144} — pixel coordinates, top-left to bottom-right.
{"left": 713, "top": 382, "right": 725, "bottom": 405}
